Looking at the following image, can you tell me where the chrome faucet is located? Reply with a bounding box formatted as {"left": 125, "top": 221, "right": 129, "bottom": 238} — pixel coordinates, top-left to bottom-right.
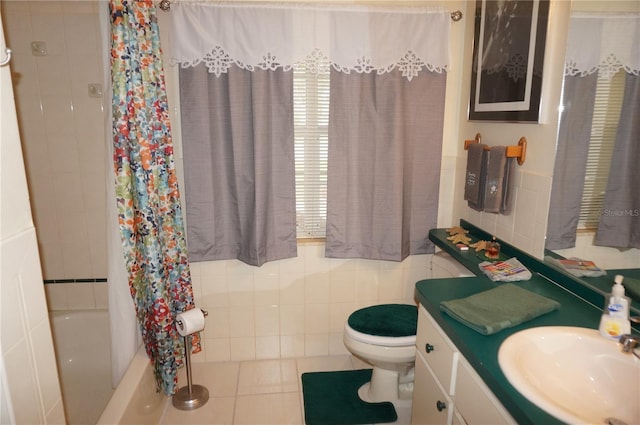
{"left": 618, "top": 316, "right": 640, "bottom": 358}
{"left": 619, "top": 334, "right": 639, "bottom": 352}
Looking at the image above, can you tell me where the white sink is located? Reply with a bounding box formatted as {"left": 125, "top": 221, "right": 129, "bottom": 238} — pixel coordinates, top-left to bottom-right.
{"left": 498, "top": 326, "right": 640, "bottom": 425}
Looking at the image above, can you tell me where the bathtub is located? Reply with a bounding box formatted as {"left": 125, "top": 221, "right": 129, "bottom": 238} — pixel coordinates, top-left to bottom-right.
{"left": 97, "top": 344, "right": 166, "bottom": 425}
{"left": 49, "top": 310, "right": 114, "bottom": 425}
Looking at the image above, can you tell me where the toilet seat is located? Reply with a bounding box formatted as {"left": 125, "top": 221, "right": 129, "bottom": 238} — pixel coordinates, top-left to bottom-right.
{"left": 345, "top": 304, "right": 418, "bottom": 347}
{"left": 344, "top": 324, "right": 415, "bottom": 347}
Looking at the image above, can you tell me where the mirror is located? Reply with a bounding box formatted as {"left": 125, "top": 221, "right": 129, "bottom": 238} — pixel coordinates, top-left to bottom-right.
{"left": 548, "top": 0, "right": 640, "bottom": 316}
{"left": 545, "top": 249, "right": 640, "bottom": 316}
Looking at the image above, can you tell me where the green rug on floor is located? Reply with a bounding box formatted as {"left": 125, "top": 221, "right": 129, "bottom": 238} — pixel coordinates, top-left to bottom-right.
{"left": 301, "top": 369, "right": 397, "bottom": 425}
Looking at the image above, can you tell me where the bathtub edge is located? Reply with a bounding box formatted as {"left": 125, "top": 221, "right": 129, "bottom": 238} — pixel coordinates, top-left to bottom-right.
{"left": 96, "top": 345, "right": 149, "bottom": 425}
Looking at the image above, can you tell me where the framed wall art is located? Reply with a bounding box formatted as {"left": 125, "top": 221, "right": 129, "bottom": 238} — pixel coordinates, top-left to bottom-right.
{"left": 469, "top": 0, "right": 550, "bottom": 122}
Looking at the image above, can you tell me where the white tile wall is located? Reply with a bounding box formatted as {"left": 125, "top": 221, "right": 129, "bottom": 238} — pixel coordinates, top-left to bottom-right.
{"left": 44, "top": 282, "right": 109, "bottom": 311}
{"left": 188, "top": 244, "right": 429, "bottom": 363}
{"left": 2, "top": 0, "right": 107, "bottom": 281}
{"left": 1, "top": 6, "right": 65, "bottom": 421}
{"left": 12, "top": 0, "right": 634, "bottom": 384}
{"left": 459, "top": 165, "right": 554, "bottom": 258}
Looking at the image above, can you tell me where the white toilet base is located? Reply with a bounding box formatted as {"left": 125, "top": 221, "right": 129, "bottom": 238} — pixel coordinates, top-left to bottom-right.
{"left": 357, "top": 366, "right": 414, "bottom": 403}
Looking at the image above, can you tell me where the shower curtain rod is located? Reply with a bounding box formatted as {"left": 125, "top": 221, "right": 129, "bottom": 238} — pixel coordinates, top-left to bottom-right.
{"left": 157, "top": 1, "right": 463, "bottom": 21}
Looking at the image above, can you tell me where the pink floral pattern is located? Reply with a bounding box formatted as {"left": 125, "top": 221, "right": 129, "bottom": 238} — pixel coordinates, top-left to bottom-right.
{"left": 110, "top": 0, "right": 199, "bottom": 395}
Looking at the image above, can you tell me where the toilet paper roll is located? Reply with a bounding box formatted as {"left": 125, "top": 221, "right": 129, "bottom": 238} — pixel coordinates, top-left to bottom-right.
{"left": 176, "top": 308, "right": 205, "bottom": 336}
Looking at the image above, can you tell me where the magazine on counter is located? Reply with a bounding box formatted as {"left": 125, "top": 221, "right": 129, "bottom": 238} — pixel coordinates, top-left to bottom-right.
{"left": 557, "top": 258, "right": 602, "bottom": 272}
{"left": 478, "top": 258, "right": 532, "bottom": 282}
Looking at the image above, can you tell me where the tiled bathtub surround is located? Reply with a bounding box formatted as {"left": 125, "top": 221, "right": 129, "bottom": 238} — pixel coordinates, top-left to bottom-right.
{"left": 45, "top": 281, "right": 108, "bottom": 311}
{"left": 1, "top": 0, "right": 107, "bottom": 280}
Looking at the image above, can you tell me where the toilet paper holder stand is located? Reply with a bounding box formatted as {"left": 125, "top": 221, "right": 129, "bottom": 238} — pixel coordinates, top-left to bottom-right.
{"left": 173, "top": 309, "right": 209, "bottom": 411}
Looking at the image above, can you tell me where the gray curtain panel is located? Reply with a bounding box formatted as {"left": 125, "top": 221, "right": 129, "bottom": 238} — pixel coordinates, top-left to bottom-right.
{"left": 545, "top": 74, "right": 598, "bottom": 250}
{"left": 179, "top": 64, "right": 297, "bottom": 266}
{"left": 325, "top": 69, "right": 446, "bottom": 261}
{"left": 595, "top": 73, "right": 640, "bottom": 249}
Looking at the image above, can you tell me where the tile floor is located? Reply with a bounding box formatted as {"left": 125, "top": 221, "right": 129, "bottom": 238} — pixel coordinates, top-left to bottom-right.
{"left": 159, "top": 355, "right": 413, "bottom": 425}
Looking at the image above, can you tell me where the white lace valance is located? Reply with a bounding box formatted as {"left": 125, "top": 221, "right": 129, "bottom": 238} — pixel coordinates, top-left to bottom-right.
{"left": 565, "top": 13, "right": 640, "bottom": 80}
{"left": 168, "top": 2, "right": 450, "bottom": 81}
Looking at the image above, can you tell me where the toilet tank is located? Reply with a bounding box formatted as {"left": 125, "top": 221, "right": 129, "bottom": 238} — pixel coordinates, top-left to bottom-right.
{"left": 431, "top": 251, "right": 474, "bottom": 278}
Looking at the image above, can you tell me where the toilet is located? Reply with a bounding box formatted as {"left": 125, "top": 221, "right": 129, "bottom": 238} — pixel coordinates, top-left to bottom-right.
{"left": 343, "top": 251, "right": 474, "bottom": 403}
{"left": 431, "top": 251, "right": 475, "bottom": 279}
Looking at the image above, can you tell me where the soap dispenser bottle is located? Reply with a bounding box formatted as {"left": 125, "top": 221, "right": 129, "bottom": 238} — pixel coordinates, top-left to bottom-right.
{"left": 599, "top": 275, "right": 631, "bottom": 340}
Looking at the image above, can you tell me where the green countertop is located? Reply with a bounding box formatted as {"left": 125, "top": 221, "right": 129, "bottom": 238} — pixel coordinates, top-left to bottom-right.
{"left": 415, "top": 220, "right": 638, "bottom": 425}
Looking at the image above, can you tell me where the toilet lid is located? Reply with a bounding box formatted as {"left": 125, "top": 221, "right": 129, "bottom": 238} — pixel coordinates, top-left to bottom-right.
{"left": 348, "top": 304, "right": 417, "bottom": 339}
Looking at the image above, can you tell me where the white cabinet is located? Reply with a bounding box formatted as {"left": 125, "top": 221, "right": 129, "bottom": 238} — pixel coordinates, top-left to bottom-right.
{"left": 411, "top": 306, "right": 516, "bottom": 425}
{"left": 455, "top": 356, "right": 515, "bottom": 424}
{"left": 412, "top": 352, "right": 453, "bottom": 425}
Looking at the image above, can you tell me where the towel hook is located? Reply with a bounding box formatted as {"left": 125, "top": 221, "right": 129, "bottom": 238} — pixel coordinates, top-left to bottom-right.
{"left": 1, "top": 48, "right": 12, "bottom": 67}
{"left": 463, "top": 133, "right": 482, "bottom": 150}
{"left": 513, "top": 137, "right": 527, "bottom": 166}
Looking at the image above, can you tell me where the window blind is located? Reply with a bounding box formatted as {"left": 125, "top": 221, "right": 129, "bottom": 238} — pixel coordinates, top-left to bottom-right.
{"left": 578, "top": 70, "right": 625, "bottom": 229}
{"left": 293, "top": 62, "right": 330, "bottom": 238}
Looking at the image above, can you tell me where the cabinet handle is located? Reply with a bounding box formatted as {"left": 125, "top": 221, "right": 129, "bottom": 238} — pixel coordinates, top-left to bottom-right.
{"left": 436, "top": 400, "right": 446, "bottom": 412}
{"left": 425, "top": 343, "right": 434, "bottom": 353}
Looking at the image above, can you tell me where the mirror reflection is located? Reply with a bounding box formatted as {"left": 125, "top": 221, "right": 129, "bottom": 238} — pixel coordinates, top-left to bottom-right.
{"left": 546, "top": 0, "right": 639, "bottom": 314}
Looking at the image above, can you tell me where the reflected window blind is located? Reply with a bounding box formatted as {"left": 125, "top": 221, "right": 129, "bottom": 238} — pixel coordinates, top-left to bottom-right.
{"left": 293, "top": 62, "right": 330, "bottom": 238}
{"left": 578, "top": 70, "right": 625, "bottom": 229}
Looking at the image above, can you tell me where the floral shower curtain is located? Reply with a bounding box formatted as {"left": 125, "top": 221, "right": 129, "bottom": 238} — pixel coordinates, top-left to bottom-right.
{"left": 110, "top": 0, "right": 198, "bottom": 395}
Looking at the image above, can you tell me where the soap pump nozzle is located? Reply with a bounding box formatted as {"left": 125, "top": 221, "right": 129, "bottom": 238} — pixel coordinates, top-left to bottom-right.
{"left": 612, "top": 274, "right": 625, "bottom": 297}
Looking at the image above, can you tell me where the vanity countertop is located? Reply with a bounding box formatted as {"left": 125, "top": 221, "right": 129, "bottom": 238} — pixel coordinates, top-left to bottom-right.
{"left": 414, "top": 220, "right": 636, "bottom": 425}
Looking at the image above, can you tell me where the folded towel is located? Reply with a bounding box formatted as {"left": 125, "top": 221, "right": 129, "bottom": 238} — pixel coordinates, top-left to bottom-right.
{"left": 440, "top": 284, "right": 561, "bottom": 335}
{"left": 624, "top": 277, "right": 640, "bottom": 303}
{"left": 500, "top": 157, "right": 516, "bottom": 215}
{"left": 464, "top": 143, "right": 488, "bottom": 211}
{"left": 483, "top": 146, "right": 507, "bottom": 213}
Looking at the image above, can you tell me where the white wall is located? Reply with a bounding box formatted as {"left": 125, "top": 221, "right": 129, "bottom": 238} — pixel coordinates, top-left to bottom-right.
{"left": 160, "top": 0, "right": 636, "bottom": 362}
{"left": 0, "top": 8, "right": 65, "bottom": 424}
{"left": 452, "top": 0, "right": 639, "bottom": 266}
{"left": 453, "top": 0, "right": 571, "bottom": 257}
{"left": 3, "top": 0, "right": 636, "bottom": 375}
{"left": 1, "top": 0, "right": 107, "bottom": 281}
{"left": 158, "top": 0, "right": 465, "bottom": 362}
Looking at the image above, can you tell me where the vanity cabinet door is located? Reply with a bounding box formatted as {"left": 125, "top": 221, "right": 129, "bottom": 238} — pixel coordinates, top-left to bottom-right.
{"left": 416, "top": 306, "right": 459, "bottom": 394}
{"left": 452, "top": 409, "right": 467, "bottom": 425}
{"left": 455, "top": 357, "right": 516, "bottom": 425}
{"left": 412, "top": 352, "right": 453, "bottom": 425}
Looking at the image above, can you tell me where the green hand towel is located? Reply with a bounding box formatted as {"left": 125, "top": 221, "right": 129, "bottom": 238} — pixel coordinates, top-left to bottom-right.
{"left": 624, "top": 277, "right": 640, "bottom": 303}
{"left": 440, "top": 284, "right": 561, "bottom": 335}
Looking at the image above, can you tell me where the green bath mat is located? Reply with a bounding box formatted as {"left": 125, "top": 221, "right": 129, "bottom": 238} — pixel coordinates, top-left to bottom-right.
{"left": 301, "top": 369, "right": 397, "bottom": 425}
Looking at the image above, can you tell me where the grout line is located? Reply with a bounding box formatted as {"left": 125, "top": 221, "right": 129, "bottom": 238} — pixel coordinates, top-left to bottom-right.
{"left": 44, "top": 278, "right": 107, "bottom": 284}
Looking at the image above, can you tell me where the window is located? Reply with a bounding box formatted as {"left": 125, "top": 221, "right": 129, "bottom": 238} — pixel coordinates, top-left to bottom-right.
{"left": 578, "top": 70, "right": 625, "bottom": 230}
{"left": 293, "top": 61, "right": 330, "bottom": 238}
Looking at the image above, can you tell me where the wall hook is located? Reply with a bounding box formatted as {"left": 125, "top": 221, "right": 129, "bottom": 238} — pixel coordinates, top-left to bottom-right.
{"left": 1, "top": 48, "right": 12, "bottom": 66}
{"left": 450, "top": 10, "right": 463, "bottom": 22}
{"left": 159, "top": 0, "right": 171, "bottom": 11}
